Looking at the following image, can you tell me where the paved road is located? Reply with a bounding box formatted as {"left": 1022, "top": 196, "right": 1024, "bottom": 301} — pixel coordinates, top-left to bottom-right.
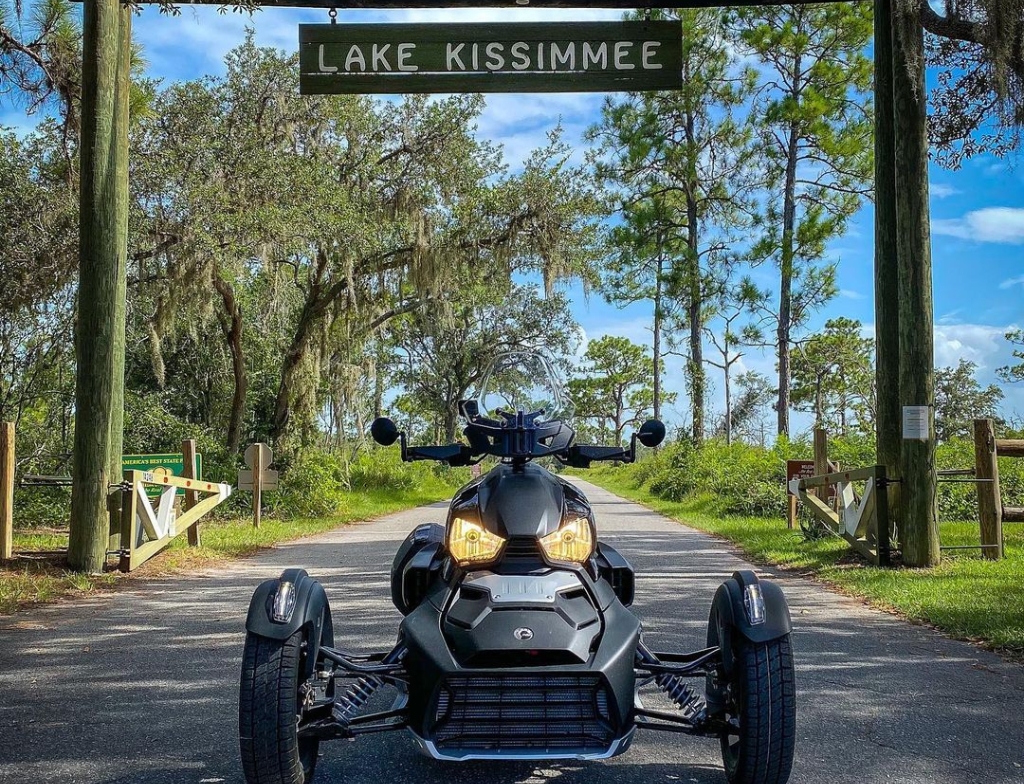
{"left": 1, "top": 479, "right": 1023, "bottom": 784}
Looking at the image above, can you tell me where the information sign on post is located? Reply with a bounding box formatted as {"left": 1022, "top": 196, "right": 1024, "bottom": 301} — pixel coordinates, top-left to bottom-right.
{"left": 299, "top": 22, "right": 683, "bottom": 94}
{"left": 786, "top": 459, "right": 839, "bottom": 529}
{"left": 241, "top": 443, "right": 279, "bottom": 529}
{"left": 122, "top": 453, "right": 202, "bottom": 498}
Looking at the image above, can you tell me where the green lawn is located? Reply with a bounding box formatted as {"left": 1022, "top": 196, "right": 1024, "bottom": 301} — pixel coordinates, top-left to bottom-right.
{"left": 580, "top": 468, "right": 1024, "bottom": 656}
{"left": 0, "top": 482, "right": 452, "bottom": 616}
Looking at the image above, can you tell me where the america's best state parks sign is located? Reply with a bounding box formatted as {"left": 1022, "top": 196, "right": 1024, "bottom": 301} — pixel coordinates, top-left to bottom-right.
{"left": 299, "top": 22, "right": 683, "bottom": 94}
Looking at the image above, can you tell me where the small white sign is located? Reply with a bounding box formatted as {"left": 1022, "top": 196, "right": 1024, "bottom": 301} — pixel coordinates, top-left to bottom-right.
{"left": 902, "top": 405, "right": 931, "bottom": 441}
{"left": 238, "top": 468, "right": 279, "bottom": 491}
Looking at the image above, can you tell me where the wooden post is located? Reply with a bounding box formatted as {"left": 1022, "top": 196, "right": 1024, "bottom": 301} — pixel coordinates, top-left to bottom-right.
{"left": 253, "top": 444, "right": 264, "bottom": 530}
{"left": 974, "top": 418, "right": 1003, "bottom": 560}
{"left": 69, "top": 0, "right": 132, "bottom": 573}
{"left": 182, "top": 439, "right": 201, "bottom": 547}
{"left": 893, "top": 4, "right": 940, "bottom": 567}
{"left": 787, "top": 493, "right": 797, "bottom": 530}
{"left": 875, "top": 465, "right": 892, "bottom": 567}
{"left": 1, "top": 422, "right": 14, "bottom": 561}
{"left": 813, "top": 428, "right": 829, "bottom": 503}
{"left": 873, "top": 0, "right": 902, "bottom": 547}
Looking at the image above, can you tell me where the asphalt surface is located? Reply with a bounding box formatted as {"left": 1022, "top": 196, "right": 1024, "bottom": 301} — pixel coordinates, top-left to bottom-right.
{"left": 1, "top": 478, "right": 1023, "bottom": 784}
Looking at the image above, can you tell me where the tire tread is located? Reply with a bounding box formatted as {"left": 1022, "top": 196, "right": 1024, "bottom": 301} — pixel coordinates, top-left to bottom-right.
{"left": 239, "top": 631, "right": 313, "bottom": 784}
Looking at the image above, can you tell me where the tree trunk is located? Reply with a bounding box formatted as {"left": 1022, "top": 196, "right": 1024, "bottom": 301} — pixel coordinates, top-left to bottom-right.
{"left": 213, "top": 272, "right": 246, "bottom": 456}
{"left": 893, "top": 7, "right": 940, "bottom": 567}
{"left": 777, "top": 48, "right": 802, "bottom": 438}
{"left": 685, "top": 105, "right": 705, "bottom": 446}
{"left": 777, "top": 120, "right": 800, "bottom": 438}
{"left": 69, "top": 0, "right": 131, "bottom": 573}
{"left": 653, "top": 241, "right": 664, "bottom": 423}
{"left": 443, "top": 405, "right": 459, "bottom": 444}
{"left": 272, "top": 303, "right": 319, "bottom": 441}
{"left": 815, "top": 379, "right": 825, "bottom": 428}
{"left": 373, "top": 354, "right": 384, "bottom": 420}
{"left": 874, "top": 0, "right": 902, "bottom": 546}
{"left": 724, "top": 353, "right": 732, "bottom": 446}
{"left": 687, "top": 265, "right": 704, "bottom": 445}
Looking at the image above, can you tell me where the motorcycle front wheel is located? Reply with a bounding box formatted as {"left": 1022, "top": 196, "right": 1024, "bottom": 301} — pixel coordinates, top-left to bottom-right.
{"left": 707, "top": 609, "right": 796, "bottom": 784}
{"left": 239, "top": 629, "right": 321, "bottom": 784}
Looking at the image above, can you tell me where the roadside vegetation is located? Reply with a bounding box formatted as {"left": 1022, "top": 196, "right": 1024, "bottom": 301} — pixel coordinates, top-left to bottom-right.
{"left": 578, "top": 434, "right": 1024, "bottom": 654}
{"left": 1, "top": 449, "right": 465, "bottom": 615}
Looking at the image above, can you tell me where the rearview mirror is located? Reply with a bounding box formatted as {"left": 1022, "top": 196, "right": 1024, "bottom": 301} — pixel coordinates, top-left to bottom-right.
{"left": 370, "top": 417, "right": 400, "bottom": 447}
{"left": 636, "top": 420, "right": 666, "bottom": 448}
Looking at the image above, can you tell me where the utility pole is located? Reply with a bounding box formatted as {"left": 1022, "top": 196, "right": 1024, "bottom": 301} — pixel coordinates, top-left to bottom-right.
{"left": 893, "top": 3, "right": 940, "bottom": 567}
{"left": 69, "top": 0, "right": 132, "bottom": 573}
{"left": 873, "top": 0, "right": 901, "bottom": 550}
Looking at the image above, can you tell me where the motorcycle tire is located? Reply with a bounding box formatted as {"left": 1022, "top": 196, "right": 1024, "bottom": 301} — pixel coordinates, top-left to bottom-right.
{"left": 707, "top": 609, "right": 796, "bottom": 784}
{"left": 239, "top": 629, "right": 320, "bottom": 784}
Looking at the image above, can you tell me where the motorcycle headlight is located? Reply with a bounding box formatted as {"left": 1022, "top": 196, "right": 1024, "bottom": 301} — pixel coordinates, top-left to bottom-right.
{"left": 448, "top": 517, "right": 505, "bottom": 566}
{"left": 539, "top": 516, "right": 594, "bottom": 564}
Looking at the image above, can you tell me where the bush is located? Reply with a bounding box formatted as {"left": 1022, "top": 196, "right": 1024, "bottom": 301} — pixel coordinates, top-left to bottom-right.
{"left": 607, "top": 430, "right": 1024, "bottom": 524}
{"left": 347, "top": 447, "right": 418, "bottom": 491}
{"left": 274, "top": 448, "right": 348, "bottom": 518}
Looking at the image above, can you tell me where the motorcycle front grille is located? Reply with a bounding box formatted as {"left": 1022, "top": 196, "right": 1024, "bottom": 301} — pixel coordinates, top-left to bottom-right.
{"left": 502, "top": 537, "right": 540, "bottom": 560}
{"left": 432, "top": 673, "right": 616, "bottom": 753}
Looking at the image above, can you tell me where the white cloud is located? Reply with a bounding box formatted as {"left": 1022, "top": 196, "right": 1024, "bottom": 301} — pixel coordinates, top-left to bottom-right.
{"left": 930, "top": 183, "right": 960, "bottom": 199}
{"left": 933, "top": 322, "right": 1014, "bottom": 371}
{"left": 838, "top": 288, "right": 865, "bottom": 300}
{"left": 999, "top": 275, "right": 1024, "bottom": 290}
{"left": 932, "top": 207, "right": 1024, "bottom": 244}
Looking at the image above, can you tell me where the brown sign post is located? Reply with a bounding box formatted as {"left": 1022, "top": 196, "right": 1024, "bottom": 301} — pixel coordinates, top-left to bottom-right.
{"left": 300, "top": 22, "right": 683, "bottom": 94}
{"left": 785, "top": 459, "right": 838, "bottom": 529}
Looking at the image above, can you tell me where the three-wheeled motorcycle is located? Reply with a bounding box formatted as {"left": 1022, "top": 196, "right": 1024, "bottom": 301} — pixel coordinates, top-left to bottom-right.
{"left": 239, "top": 352, "right": 796, "bottom": 784}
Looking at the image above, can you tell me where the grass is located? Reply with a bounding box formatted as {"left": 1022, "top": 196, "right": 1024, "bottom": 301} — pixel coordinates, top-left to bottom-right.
{"left": 579, "top": 467, "right": 1024, "bottom": 656}
{"left": 0, "top": 482, "right": 453, "bottom": 617}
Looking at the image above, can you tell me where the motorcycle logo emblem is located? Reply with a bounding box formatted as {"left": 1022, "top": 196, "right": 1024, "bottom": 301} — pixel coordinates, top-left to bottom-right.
{"left": 513, "top": 627, "right": 534, "bottom": 641}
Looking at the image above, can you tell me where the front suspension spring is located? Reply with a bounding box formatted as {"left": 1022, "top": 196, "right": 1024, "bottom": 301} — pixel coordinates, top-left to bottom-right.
{"left": 655, "top": 673, "right": 708, "bottom": 722}
{"left": 335, "top": 676, "right": 383, "bottom": 720}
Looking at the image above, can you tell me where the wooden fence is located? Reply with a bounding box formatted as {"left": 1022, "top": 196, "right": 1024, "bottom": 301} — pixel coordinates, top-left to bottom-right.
{"left": 974, "top": 418, "right": 1024, "bottom": 561}
{"left": 0, "top": 423, "right": 229, "bottom": 570}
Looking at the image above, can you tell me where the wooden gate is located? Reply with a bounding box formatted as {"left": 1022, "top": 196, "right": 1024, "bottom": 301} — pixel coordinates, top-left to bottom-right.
{"left": 789, "top": 465, "right": 892, "bottom": 566}
{"left": 118, "top": 470, "right": 233, "bottom": 572}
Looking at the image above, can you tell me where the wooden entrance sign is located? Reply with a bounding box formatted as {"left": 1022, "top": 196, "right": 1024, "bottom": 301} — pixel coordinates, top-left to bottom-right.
{"left": 300, "top": 22, "right": 683, "bottom": 94}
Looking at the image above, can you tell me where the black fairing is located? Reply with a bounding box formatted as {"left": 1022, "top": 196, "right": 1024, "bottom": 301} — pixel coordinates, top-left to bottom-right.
{"left": 391, "top": 523, "right": 445, "bottom": 615}
{"left": 399, "top": 571, "right": 641, "bottom": 747}
{"left": 476, "top": 463, "right": 567, "bottom": 539}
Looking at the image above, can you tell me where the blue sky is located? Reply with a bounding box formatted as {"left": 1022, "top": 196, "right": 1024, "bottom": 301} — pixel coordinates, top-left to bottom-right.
{"left": 3, "top": 4, "right": 1022, "bottom": 433}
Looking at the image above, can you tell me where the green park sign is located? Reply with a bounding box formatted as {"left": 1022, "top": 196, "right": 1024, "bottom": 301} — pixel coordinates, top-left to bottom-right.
{"left": 299, "top": 22, "right": 683, "bottom": 94}
{"left": 123, "top": 453, "right": 202, "bottom": 497}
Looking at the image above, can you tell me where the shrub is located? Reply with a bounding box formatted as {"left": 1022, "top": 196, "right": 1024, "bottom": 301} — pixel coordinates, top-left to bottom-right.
{"left": 275, "top": 448, "right": 348, "bottom": 518}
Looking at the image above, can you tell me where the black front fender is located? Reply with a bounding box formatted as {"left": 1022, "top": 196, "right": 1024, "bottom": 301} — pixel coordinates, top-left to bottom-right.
{"left": 245, "top": 568, "right": 332, "bottom": 659}
{"left": 711, "top": 569, "right": 792, "bottom": 648}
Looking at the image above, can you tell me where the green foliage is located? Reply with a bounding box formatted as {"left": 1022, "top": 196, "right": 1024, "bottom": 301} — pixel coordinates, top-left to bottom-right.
{"left": 568, "top": 336, "right": 669, "bottom": 446}
{"left": 726, "top": 2, "right": 873, "bottom": 437}
{"left": 589, "top": 8, "right": 757, "bottom": 442}
{"left": 934, "top": 359, "right": 1004, "bottom": 441}
{"left": 389, "top": 285, "right": 579, "bottom": 442}
{"left": 274, "top": 448, "right": 348, "bottom": 519}
{"left": 592, "top": 431, "right": 1024, "bottom": 524}
{"left": 997, "top": 329, "right": 1024, "bottom": 385}
{"left": 790, "top": 317, "right": 874, "bottom": 434}
{"left": 274, "top": 446, "right": 466, "bottom": 519}
{"left": 641, "top": 439, "right": 791, "bottom": 517}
